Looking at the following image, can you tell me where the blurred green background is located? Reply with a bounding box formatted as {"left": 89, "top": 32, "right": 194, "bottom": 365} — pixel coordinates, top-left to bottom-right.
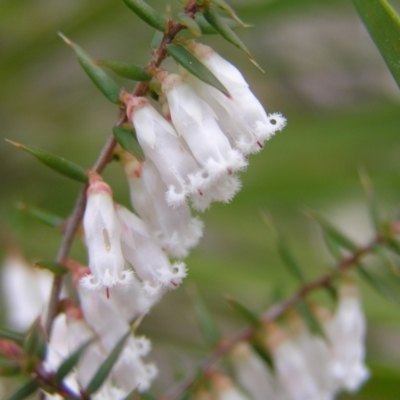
{"left": 1, "top": 0, "right": 400, "bottom": 398}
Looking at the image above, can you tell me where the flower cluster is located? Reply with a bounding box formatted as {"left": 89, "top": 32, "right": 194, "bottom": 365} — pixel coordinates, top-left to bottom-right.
{"left": 82, "top": 42, "right": 285, "bottom": 299}
{"left": 228, "top": 283, "right": 369, "bottom": 400}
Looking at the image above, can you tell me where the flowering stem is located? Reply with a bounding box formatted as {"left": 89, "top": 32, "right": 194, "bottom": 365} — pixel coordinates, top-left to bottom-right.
{"left": 161, "top": 233, "right": 384, "bottom": 400}
{"left": 43, "top": 1, "right": 201, "bottom": 338}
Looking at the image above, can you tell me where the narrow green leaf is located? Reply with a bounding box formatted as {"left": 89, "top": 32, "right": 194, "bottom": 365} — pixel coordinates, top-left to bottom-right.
{"left": 226, "top": 297, "right": 260, "bottom": 327}
{"left": 96, "top": 60, "right": 152, "bottom": 82}
{"left": 167, "top": 44, "right": 229, "bottom": 96}
{"left": 0, "top": 328, "right": 24, "bottom": 345}
{"left": 35, "top": 260, "right": 68, "bottom": 276}
{"left": 6, "top": 140, "right": 88, "bottom": 184}
{"left": 55, "top": 339, "right": 93, "bottom": 383}
{"left": 296, "top": 300, "right": 327, "bottom": 340}
{"left": 6, "top": 380, "right": 39, "bottom": 400}
{"left": 150, "top": 31, "right": 164, "bottom": 49}
{"left": 194, "top": 296, "right": 220, "bottom": 346}
{"left": 352, "top": 0, "right": 400, "bottom": 88}
{"left": 113, "top": 126, "right": 145, "bottom": 161}
{"left": 177, "top": 13, "right": 202, "bottom": 36}
{"left": 85, "top": 331, "right": 130, "bottom": 395}
{"left": 195, "top": 15, "right": 241, "bottom": 34}
{"left": 251, "top": 340, "right": 274, "bottom": 370}
{"left": 305, "top": 209, "right": 359, "bottom": 253}
{"left": 276, "top": 233, "right": 305, "bottom": 282}
{"left": 373, "top": 244, "right": 400, "bottom": 276}
{"left": 23, "top": 318, "right": 47, "bottom": 361}
{"left": 122, "top": 0, "right": 167, "bottom": 32}
{"left": 359, "top": 167, "right": 380, "bottom": 231}
{"left": 59, "top": 33, "right": 122, "bottom": 104}
{"left": 357, "top": 265, "right": 400, "bottom": 303}
{"left": 323, "top": 231, "right": 343, "bottom": 260}
{"left": 17, "top": 203, "right": 64, "bottom": 228}
{"left": 203, "top": 8, "right": 262, "bottom": 71}
{"left": 210, "top": 0, "right": 250, "bottom": 27}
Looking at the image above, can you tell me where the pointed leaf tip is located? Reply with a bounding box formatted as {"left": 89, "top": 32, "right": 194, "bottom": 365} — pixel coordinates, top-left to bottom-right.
{"left": 6, "top": 140, "right": 88, "bottom": 183}
{"left": 59, "top": 33, "right": 122, "bottom": 104}
{"left": 203, "top": 8, "right": 263, "bottom": 72}
{"left": 167, "top": 44, "right": 229, "bottom": 96}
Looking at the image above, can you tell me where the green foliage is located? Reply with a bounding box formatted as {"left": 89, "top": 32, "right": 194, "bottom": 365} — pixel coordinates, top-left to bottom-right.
{"left": 35, "top": 260, "right": 69, "bottom": 276}
{"left": 203, "top": 7, "right": 261, "bottom": 70}
{"left": 59, "top": 33, "right": 122, "bottom": 104}
{"left": 193, "top": 295, "right": 220, "bottom": 347}
{"left": 352, "top": 0, "right": 400, "bottom": 88}
{"left": 85, "top": 331, "right": 130, "bottom": 395}
{"left": 6, "top": 140, "right": 88, "bottom": 184}
{"left": 6, "top": 379, "right": 39, "bottom": 400}
{"left": 167, "top": 44, "right": 229, "bottom": 95}
{"left": 121, "top": 0, "right": 168, "bottom": 32}
{"left": 16, "top": 204, "right": 64, "bottom": 229}
{"left": 113, "top": 126, "right": 145, "bottom": 161}
{"left": 96, "top": 60, "right": 152, "bottom": 82}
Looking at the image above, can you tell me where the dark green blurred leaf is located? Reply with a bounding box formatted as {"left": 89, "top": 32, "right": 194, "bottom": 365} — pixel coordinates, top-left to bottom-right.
{"left": 59, "top": 33, "right": 122, "bottom": 104}
{"left": 323, "top": 231, "right": 344, "bottom": 260}
{"left": 6, "top": 140, "right": 88, "bottom": 184}
{"left": 96, "top": 60, "right": 152, "bottom": 82}
{"left": 55, "top": 339, "right": 93, "bottom": 383}
{"left": 305, "top": 209, "right": 359, "bottom": 253}
{"left": 359, "top": 167, "right": 380, "bottom": 232}
{"left": 276, "top": 232, "right": 306, "bottom": 282}
{"left": 251, "top": 340, "right": 274, "bottom": 370}
{"left": 352, "top": 0, "right": 400, "bottom": 89}
{"left": 6, "top": 379, "right": 39, "bottom": 400}
{"left": 203, "top": 8, "right": 262, "bottom": 70}
{"left": 23, "top": 318, "right": 47, "bottom": 361}
{"left": 17, "top": 203, "right": 64, "bottom": 229}
{"left": 113, "top": 126, "right": 145, "bottom": 161}
{"left": 122, "top": 0, "right": 167, "bottom": 32}
{"left": 194, "top": 14, "right": 241, "bottom": 34}
{"left": 0, "top": 328, "right": 24, "bottom": 345}
{"left": 373, "top": 244, "right": 400, "bottom": 276}
{"left": 193, "top": 295, "right": 220, "bottom": 347}
{"left": 35, "top": 260, "right": 68, "bottom": 276}
{"left": 296, "top": 300, "right": 327, "bottom": 339}
{"left": 357, "top": 265, "right": 400, "bottom": 304}
{"left": 85, "top": 331, "right": 130, "bottom": 395}
{"left": 177, "top": 13, "right": 202, "bottom": 36}
{"left": 167, "top": 44, "right": 229, "bottom": 96}
{"left": 226, "top": 297, "right": 260, "bottom": 327}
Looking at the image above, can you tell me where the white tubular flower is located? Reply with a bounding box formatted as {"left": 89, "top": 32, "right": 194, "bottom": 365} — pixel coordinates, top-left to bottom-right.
{"left": 141, "top": 160, "right": 203, "bottom": 258}
{"left": 113, "top": 336, "right": 158, "bottom": 393}
{"left": 186, "top": 42, "right": 286, "bottom": 152}
{"left": 161, "top": 73, "right": 247, "bottom": 186}
{"left": 230, "top": 341, "right": 286, "bottom": 400}
{"left": 121, "top": 152, "right": 200, "bottom": 257}
{"left": 324, "top": 283, "right": 370, "bottom": 392}
{"left": 81, "top": 172, "right": 132, "bottom": 291}
{"left": 124, "top": 95, "right": 204, "bottom": 207}
{"left": 66, "top": 306, "right": 107, "bottom": 390}
{"left": 268, "top": 324, "right": 330, "bottom": 400}
{"left": 1, "top": 255, "right": 53, "bottom": 330}
{"left": 116, "top": 204, "right": 187, "bottom": 297}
